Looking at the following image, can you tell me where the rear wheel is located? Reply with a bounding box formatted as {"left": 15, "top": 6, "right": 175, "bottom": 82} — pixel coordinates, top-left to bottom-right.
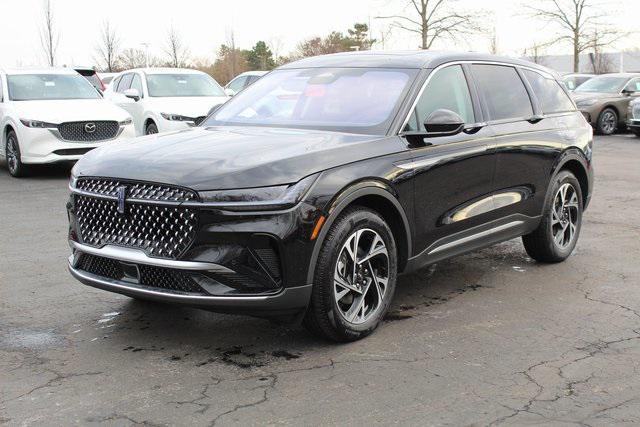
{"left": 596, "top": 108, "right": 617, "bottom": 135}
{"left": 5, "top": 130, "right": 28, "bottom": 177}
{"left": 522, "top": 170, "right": 583, "bottom": 263}
{"left": 304, "top": 207, "right": 397, "bottom": 342}
{"left": 145, "top": 122, "right": 158, "bottom": 135}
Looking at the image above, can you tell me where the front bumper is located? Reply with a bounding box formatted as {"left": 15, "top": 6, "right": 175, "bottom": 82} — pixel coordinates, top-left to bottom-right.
{"left": 68, "top": 242, "right": 313, "bottom": 316}
{"left": 626, "top": 119, "right": 640, "bottom": 130}
{"left": 19, "top": 124, "right": 136, "bottom": 164}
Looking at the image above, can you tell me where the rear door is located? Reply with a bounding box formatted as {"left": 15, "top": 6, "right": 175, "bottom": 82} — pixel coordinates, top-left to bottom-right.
{"left": 401, "top": 64, "right": 497, "bottom": 260}
{"left": 470, "top": 64, "right": 569, "bottom": 221}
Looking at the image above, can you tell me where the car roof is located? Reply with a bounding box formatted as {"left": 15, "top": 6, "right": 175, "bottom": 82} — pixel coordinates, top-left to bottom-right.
{"left": 122, "top": 67, "right": 207, "bottom": 75}
{"left": 279, "top": 50, "right": 556, "bottom": 75}
{"left": 236, "top": 70, "right": 269, "bottom": 77}
{"left": 0, "top": 67, "right": 81, "bottom": 75}
{"left": 590, "top": 73, "right": 640, "bottom": 78}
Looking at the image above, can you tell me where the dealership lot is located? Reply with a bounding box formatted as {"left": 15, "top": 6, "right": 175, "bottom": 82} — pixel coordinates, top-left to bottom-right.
{"left": 1, "top": 134, "right": 639, "bottom": 425}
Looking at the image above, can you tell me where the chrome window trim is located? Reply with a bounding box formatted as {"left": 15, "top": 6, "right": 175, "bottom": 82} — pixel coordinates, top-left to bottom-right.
{"left": 397, "top": 60, "right": 556, "bottom": 134}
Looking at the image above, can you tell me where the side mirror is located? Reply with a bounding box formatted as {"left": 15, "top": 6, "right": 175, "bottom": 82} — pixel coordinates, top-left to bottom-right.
{"left": 224, "top": 88, "right": 236, "bottom": 97}
{"left": 124, "top": 88, "right": 140, "bottom": 101}
{"left": 423, "top": 109, "right": 465, "bottom": 136}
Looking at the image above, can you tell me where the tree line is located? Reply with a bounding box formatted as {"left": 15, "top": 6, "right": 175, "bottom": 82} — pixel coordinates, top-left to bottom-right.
{"left": 39, "top": 0, "right": 626, "bottom": 82}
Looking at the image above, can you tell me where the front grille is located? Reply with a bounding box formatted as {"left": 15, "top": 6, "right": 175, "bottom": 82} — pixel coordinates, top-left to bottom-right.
{"left": 633, "top": 104, "right": 640, "bottom": 120}
{"left": 77, "top": 178, "right": 198, "bottom": 202}
{"left": 74, "top": 178, "right": 199, "bottom": 259}
{"left": 77, "top": 254, "right": 204, "bottom": 294}
{"left": 58, "top": 121, "right": 119, "bottom": 142}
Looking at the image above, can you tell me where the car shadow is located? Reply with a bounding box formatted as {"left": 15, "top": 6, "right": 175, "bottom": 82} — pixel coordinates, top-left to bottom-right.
{"left": 0, "top": 161, "right": 73, "bottom": 180}
{"left": 88, "top": 241, "right": 531, "bottom": 367}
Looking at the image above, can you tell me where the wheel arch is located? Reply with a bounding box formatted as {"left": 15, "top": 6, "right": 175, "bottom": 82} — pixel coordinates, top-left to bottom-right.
{"left": 144, "top": 117, "right": 156, "bottom": 130}
{"left": 2, "top": 122, "right": 16, "bottom": 155}
{"left": 305, "top": 181, "right": 412, "bottom": 284}
{"left": 553, "top": 150, "right": 590, "bottom": 207}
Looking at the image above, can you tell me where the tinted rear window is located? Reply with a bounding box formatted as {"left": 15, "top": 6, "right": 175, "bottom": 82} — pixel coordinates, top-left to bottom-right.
{"left": 523, "top": 70, "right": 575, "bottom": 114}
{"left": 471, "top": 64, "right": 533, "bottom": 121}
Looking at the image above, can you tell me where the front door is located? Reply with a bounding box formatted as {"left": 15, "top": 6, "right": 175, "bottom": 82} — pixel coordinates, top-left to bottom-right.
{"left": 401, "top": 64, "right": 497, "bottom": 261}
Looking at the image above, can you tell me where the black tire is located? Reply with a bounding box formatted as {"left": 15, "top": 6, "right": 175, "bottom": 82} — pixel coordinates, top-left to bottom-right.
{"left": 523, "top": 170, "right": 583, "bottom": 263}
{"left": 5, "top": 130, "right": 28, "bottom": 177}
{"left": 303, "top": 206, "right": 398, "bottom": 342}
{"left": 596, "top": 108, "right": 617, "bottom": 135}
{"left": 632, "top": 129, "right": 640, "bottom": 138}
{"left": 145, "top": 122, "right": 158, "bottom": 135}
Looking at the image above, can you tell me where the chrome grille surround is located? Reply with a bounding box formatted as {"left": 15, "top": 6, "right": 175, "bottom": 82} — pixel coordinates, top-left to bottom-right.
{"left": 57, "top": 121, "right": 120, "bottom": 142}
{"left": 74, "top": 178, "right": 199, "bottom": 259}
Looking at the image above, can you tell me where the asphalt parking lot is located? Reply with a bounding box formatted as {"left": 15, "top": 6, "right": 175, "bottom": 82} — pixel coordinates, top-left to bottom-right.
{"left": 1, "top": 133, "right": 639, "bottom": 426}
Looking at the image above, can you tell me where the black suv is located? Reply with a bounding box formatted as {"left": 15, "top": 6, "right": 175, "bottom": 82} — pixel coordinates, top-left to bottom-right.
{"left": 67, "top": 52, "right": 593, "bottom": 342}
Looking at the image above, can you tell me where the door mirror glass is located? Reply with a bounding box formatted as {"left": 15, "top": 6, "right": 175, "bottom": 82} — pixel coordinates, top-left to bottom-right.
{"left": 423, "top": 109, "right": 465, "bottom": 136}
{"left": 124, "top": 88, "right": 140, "bottom": 101}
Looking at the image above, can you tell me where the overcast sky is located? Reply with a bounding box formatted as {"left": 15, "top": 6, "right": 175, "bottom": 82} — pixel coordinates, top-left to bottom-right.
{"left": 0, "top": 0, "right": 637, "bottom": 68}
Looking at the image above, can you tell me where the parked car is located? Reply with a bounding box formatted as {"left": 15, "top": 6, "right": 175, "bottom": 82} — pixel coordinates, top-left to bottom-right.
{"left": 73, "top": 66, "right": 105, "bottom": 92}
{"left": 561, "top": 73, "right": 595, "bottom": 91}
{"left": 98, "top": 72, "right": 118, "bottom": 89}
{"left": 627, "top": 98, "right": 640, "bottom": 137}
{"left": 104, "top": 68, "right": 228, "bottom": 135}
{"left": 67, "top": 52, "right": 593, "bottom": 341}
{"left": 0, "top": 68, "right": 135, "bottom": 177}
{"left": 571, "top": 73, "right": 640, "bottom": 135}
{"left": 224, "top": 70, "right": 268, "bottom": 96}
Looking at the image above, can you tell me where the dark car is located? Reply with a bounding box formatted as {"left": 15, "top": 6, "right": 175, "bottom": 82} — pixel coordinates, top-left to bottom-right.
{"left": 67, "top": 51, "right": 594, "bottom": 342}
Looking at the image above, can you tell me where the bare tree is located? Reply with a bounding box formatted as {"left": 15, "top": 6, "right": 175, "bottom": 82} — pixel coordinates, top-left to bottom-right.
{"left": 589, "top": 28, "right": 615, "bottom": 73}
{"left": 118, "top": 48, "right": 149, "bottom": 69}
{"left": 489, "top": 25, "right": 498, "bottom": 54}
{"left": 95, "top": 21, "right": 120, "bottom": 72}
{"left": 163, "top": 26, "right": 190, "bottom": 68}
{"left": 523, "top": 42, "right": 549, "bottom": 65}
{"left": 377, "top": 0, "right": 478, "bottom": 49}
{"left": 526, "top": 0, "right": 621, "bottom": 72}
{"left": 39, "top": 0, "right": 59, "bottom": 66}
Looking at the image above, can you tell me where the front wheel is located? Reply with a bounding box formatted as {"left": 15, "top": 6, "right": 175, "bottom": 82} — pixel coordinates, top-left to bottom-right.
{"left": 304, "top": 207, "right": 397, "bottom": 342}
{"left": 145, "top": 122, "right": 158, "bottom": 135}
{"left": 596, "top": 108, "right": 617, "bottom": 135}
{"left": 5, "top": 130, "right": 28, "bottom": 177}
{"left": 523, "top": 170, "right": 583, "bottom": 263}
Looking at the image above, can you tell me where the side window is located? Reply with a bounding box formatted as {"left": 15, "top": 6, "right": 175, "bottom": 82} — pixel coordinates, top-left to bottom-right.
{"left": 405, "top": 65, "right": 474, "bottom": 131}
{"left": 130, "top": 74, "right": 143, "bottom": 97}
{"left": 624, "top": 78, "right": 640, "bottom": 92}
{"left": 227, "top": 76, "right": 247, "bottom": 93}
{"left": 116, "top": 74, "right": 133, "bottom": 93}
{"left": 523, "top": 70, "right": 575, "bottom": 114}
{"left": 471, "top": 64, "right": 533, "bottom": 121}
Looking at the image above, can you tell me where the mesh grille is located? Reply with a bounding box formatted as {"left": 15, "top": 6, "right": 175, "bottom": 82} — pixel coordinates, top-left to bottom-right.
{"left": 76, "top": 178, "right": 198, "bottom": 202}
{"left": 633, "top": 104, "right": 640, "bottom": 120}
{"left": 77, "top": 254, "right": 204, "bottom": 294}
{"left": 75, "top": 196, "right": 197, "bottom": 259}
{"left": 58, "top": 121, "right": 119, "bottom": 142}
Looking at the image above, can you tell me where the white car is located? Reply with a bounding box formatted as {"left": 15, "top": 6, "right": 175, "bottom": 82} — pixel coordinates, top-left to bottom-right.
{"left": 104, "top": 68, "right": 228, "bottom": 135}
{"left": 224, "top": 70, "right": 268, "bottom": 96}
{"left": 98, "top": 72, "right": 118, "bottom": 90}
{"left": 0, "top": 68, "right": 135, "bottom": 177}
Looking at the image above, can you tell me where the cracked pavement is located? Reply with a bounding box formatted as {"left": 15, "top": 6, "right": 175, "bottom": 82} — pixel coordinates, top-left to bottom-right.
{"left": 1, "top": 134, "right": 639, "bottom": 426}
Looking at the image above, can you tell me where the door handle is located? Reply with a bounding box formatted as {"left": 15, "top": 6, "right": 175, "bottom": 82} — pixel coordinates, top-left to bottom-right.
{"left": 463, "top": 122, "right": 487, "bottom": 134}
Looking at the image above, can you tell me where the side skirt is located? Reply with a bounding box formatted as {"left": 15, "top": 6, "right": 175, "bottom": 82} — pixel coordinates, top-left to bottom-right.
{"left": 404, "top": 214, "right": 541, "bottom": 273}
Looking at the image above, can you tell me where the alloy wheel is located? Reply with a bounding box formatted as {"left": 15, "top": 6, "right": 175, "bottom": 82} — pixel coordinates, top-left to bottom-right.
{"left": 334, "top": 228, "right": 389, "bottom": 324}
{"left": 551, "top": 183, "right": 579, "bottom": 249}
{"left": 6, "top": 137, "right": 18, "bottom": 175}
{"left": 601, "top": 110, "right": 616, "bottom": 134}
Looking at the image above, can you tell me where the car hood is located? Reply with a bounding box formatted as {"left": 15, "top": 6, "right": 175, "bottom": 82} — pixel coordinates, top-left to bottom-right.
{"left": 12, "top": 99, "right": 130, "bottom": 123}
{"left": 571, "top": 92, "right": 620, "bottom": 102}
{"left": 75, "top": 126, "right": 401, "bottom": 190}
{"left": 148, "top": 96, "right": 229, "bottom": 118}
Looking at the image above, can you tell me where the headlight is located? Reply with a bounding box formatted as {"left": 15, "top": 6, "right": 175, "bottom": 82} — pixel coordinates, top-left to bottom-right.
{"left": 20, "top": 119, "right": 57, "bottom": 128}
{"left": 199, "top": 174, "right": 318, "bottom": 211}
{"left": 161, "top": 113, "right": 194, "bottom": 122}
{"left": 119, "top": 118, "right": 133, "bottom": 126}
{"left": 576, "top": 99, "right": 597, "bottom": 107}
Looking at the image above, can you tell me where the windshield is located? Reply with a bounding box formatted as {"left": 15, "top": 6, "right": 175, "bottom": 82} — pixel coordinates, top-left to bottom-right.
{"left": 146, "top": 73, "right": 225, "bottom": 97}
{"left": 204, "top": 67, "right": 418, "bottom": 134}
{"left": 575, "top": 76, "right": 628, "bottom": 93}
{"left": 7, "top": 74, "right": 101, "bottom": 101}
